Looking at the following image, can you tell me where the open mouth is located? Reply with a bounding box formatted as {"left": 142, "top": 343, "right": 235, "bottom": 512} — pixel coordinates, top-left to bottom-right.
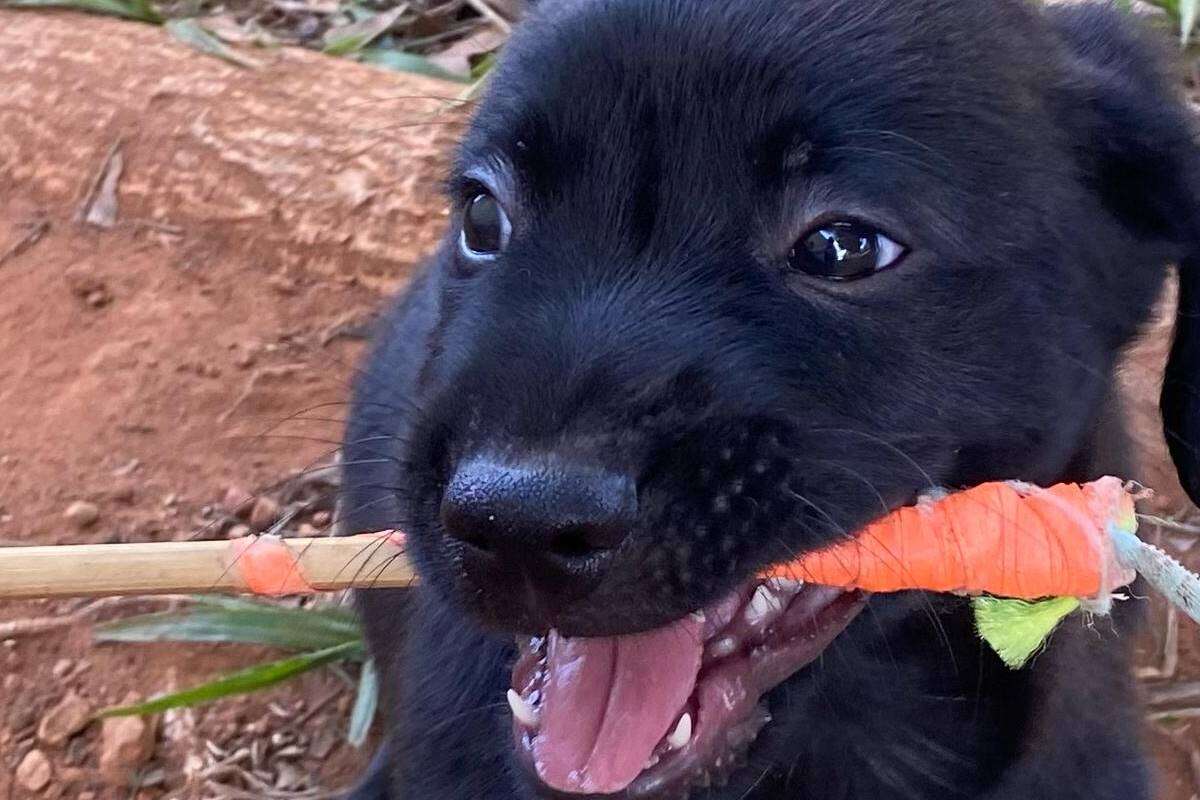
{"left": 508, "top": 579, "right": 868, "bottom": 797}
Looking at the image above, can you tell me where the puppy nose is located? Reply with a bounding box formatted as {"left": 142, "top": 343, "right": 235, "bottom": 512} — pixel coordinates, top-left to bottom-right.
{"left": 440, "top": 455, "right": 636, "bottom": 573}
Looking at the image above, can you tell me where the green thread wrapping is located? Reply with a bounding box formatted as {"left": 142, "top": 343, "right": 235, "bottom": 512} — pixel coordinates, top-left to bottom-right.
{"left": 972, "top": 596, "right": 1081, "bottom": 669}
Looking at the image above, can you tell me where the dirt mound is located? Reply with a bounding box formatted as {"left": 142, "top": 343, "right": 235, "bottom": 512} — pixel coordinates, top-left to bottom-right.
{"left": 0, "top": 12, "right": 462, "bottom": 796}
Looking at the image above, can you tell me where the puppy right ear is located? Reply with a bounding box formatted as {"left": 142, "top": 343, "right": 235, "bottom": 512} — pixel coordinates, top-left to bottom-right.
{"left": 1047, "top": 3, "right": 1200, "bottom": 505}
{"left": 1163, "top": 260, "right": 1200, "bottom": 506}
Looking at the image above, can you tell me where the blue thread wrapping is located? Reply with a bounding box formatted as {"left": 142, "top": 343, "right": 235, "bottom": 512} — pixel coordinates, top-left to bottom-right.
{"left": 1111, "top": 527, "right": 1200, "bottom": 624}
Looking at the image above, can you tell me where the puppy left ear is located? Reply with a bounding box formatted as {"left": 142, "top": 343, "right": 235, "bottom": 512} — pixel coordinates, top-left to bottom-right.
{"left": 1048, "top": 4, "right": 1200, "bottom": 505}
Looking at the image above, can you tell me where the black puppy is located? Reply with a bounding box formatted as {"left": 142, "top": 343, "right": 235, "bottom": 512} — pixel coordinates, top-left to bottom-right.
{"left": 339, "top": 1, "right": 1200, "bottom": 798}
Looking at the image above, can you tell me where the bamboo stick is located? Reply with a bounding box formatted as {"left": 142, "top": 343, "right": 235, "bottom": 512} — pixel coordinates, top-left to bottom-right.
{"left": 0, "top": 534, "right": 414, "bottom": 600}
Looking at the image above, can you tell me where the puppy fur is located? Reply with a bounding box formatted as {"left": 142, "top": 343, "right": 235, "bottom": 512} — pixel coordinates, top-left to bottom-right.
{"left": 339, "top": 1, "right": 1200, "bottom": 798}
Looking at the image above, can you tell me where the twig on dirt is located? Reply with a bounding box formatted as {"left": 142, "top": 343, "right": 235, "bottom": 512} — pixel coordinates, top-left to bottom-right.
{"left": 1137, "top": 604, "right": 1179, "bottom": 680}
{"left": 218, "top": 364, "right": 310, "bottom": 424}
{"left": 0, "top": 595, "right": 181, "bottom": 638}
{"left": 203, "top": 779, "right": 341, "bottom": 800}
{"left": 464, "top": 0, "right": 511, "bottom": 32}
{"left": 1148, "top": 681, "right": 1200, "bottom": 707}
{"left": 293, "top": 687, "right": 343, "bottom": 727}
{"left": 124, "top": 218, "right": 185, "bottom": 236}
{"left": 74, "top": 139, "right": 125, "bottom": 228}
{"left": 1152, "top": 721, "right": 1200, "bottom": 791}
{"left": 481, "top": 0, "right": 525, "bottom": 19}
{"left": 1148, "top": 708, "right": 1200, "bottom": 722}
{"left": 0, "top": 218, "right": 50, "bottom": 267}
{"left": 1140, "top": 514, "right": 1200, "bottom": 535}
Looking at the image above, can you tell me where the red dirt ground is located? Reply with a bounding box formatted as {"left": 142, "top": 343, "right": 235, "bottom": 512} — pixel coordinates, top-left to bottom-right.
{"left": 0, "top": 192, "right": 387, "bottom": 798}
{"left": 0, "top": 12, "right": 463, "bottom": 796}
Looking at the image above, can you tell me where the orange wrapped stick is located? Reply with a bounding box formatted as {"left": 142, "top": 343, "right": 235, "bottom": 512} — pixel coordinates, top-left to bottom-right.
{"left": 760, "top": 476, "right": 1137, "bottom": 600}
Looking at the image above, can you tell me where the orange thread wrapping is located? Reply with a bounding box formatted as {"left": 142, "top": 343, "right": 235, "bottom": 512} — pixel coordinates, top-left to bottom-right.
{"left": 227, "top": 535, "right": 315, "bottom": 596}
{"left": 760, "top": 477, "right": 1136, "bottom": 599}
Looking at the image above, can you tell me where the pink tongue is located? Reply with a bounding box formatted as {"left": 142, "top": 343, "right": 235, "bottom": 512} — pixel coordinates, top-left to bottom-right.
{"left": 532, "top": 614, "right": 704, "bottom": 795}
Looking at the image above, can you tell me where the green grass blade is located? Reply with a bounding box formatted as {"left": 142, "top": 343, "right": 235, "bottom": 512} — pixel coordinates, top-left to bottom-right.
{"left": 1182, "top": 0, "right": 1199, "bottom": 44}
{"left": 0, "top": 0, "right": 160, "bottom": 21}
{"left": 126, "top": 0, "right": 156, "bottom": 21}
{"left": 191, "top": 594, "right": 358, "bottom": 617}
{"left": 470, "top": 50, "right": 497, "bottom": 81}
{"left": 166, "top": 19, "right": 263, "bottom": 68}
{"left": 322, "top": 5, "right": 406, "bottom": 56}
{"left": 356, "top": 48, "right": 473, "bottom": 82}
{"left": 347, "top": 658, "right": 378, "bottom": 747}
{"left": 95, "top": 597, "right": 362, "bottom": 651}
{"left": 100, "top": 641, "right": 364, "bottom": 717}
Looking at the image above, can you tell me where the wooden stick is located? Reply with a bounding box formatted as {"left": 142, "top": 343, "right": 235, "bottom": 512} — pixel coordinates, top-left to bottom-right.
{"left": 0, "top": 534, "right": 414, "bottom": 600}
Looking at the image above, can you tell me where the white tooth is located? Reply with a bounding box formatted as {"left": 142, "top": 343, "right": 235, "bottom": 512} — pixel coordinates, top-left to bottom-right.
{"left": 706, "top": 636, "right": 739, "bottom": 659}
{"left": 507, "top": 689, "right": 540, "bottom": 729}
{"left": 744, "top": 584, "right": 785, "bottom": 627}
{"left": 765, "top": 577, "right": 804, "bottom": 595}
{"left": 667, "top": 712, "right": 692, "bottom": 750}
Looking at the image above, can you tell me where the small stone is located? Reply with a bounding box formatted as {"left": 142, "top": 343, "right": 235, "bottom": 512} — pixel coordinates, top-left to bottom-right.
{"left": 223, "top": 486, "right": 254, "bottom": 517}
{"left": 3, "top": 674, "right": 19, "bottom": 691}
{"left": 274, "top": 761, "right": 305, "bottom": 790}
{"left": 52, "top": 659, "right": 74, "bottom": 678}
{"left": 16, "top": 749, "right": 52, "bottom": 792}
{"left": 226, "top": 523, "right": 252, "bottom": 539}
{"left": 85, "top": 289, "right": 111, "bottom": 308}
{"left": 162, "top": 494, "right": 178, "bottom": 508}
{"left": 311, "top": 510, "right": 331, "bottom": 527}
{"left": 63, "top": 264, "right": 105, "bottom": 297}
{"left": 38, "top": 691, "right": 93, "bottom": 746}
{"left": 137, "top": 766, "right": 165, "bottom": 787}
{"left": 183, "top": 754, "right": 204, "bottom": 780}
{"left": 249, "top": 496, "right": 280, "bottom": 531}
{"left": 110, "top": 486, "right": 136, "bottom": 504}
{"left": 99, "top": 708, "right": 157, "bottom": 785}
{"left": 233, "top": 348, "right": 257, "bottom": 369}
{"left": 1168, "top": 534, "right": 1196, "bottom": 553}
{"left": 111, "top": 459, "right": 140, "bottom": 477}
{"left": 64, "top": 501, "right": 100, "bottom": 528}
{"left": 267, "top": 274, "right": 299, "bottom": 296}
{"left": 64, "top": 735, "right": 90, "bottom": 766}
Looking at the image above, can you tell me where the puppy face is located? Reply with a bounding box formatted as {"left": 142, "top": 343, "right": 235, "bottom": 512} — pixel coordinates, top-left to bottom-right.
{"left": 403, "top": 0, "right": 1142, "bottom": 630}
{"left": 344, "top": 0, "right": 1200, "bottom": 796}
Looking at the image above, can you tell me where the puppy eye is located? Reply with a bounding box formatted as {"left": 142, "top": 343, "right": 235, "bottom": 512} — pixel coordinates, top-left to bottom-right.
{"left": 460, "top": 192, "right": 511, "bottom": 258}
{"left": 788, "top": 221, "right": 906, "bottom": 280}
